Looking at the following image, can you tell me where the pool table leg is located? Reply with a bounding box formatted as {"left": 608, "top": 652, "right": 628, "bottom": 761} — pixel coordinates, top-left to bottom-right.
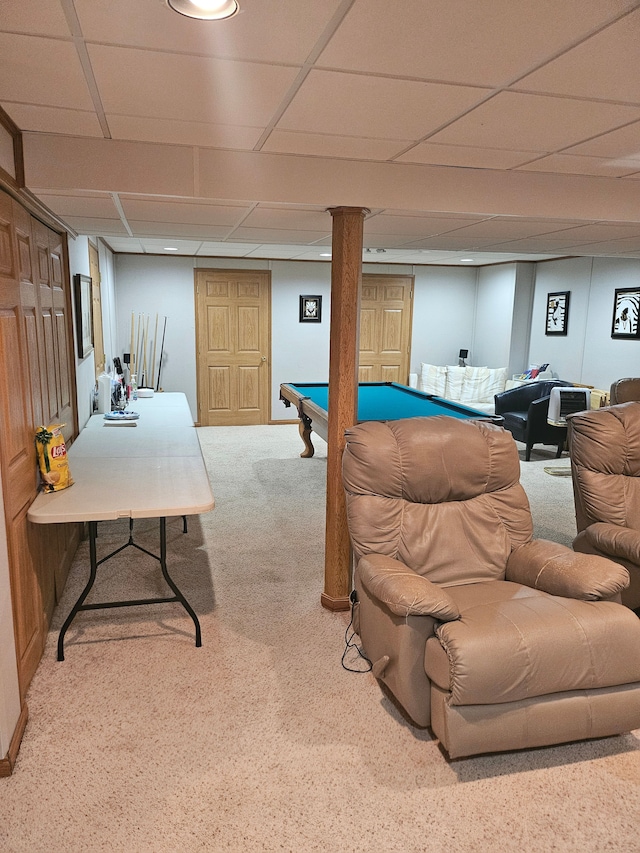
{"left": 298, "top": 411, "right": 315, "bottom": 458}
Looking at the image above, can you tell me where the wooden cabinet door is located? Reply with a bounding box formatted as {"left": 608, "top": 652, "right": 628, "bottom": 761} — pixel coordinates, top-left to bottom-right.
{"left": 195, "top": 269, "right": 271, "bottom": 426}
{"left": 358, "top": 274, "right": 413, "bottom": 384}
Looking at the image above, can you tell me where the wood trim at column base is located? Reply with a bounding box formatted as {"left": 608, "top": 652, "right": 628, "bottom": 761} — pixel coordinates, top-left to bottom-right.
{"left": 320, "top": 591, "right": 350, "bottom": 612}
{"left": 0, "top": 701, "right": 28, "bottom": 778}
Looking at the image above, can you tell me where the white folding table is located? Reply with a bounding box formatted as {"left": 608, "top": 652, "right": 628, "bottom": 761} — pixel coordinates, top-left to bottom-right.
{"left": 28, "top": 393, "right": 215, "bottom": 660}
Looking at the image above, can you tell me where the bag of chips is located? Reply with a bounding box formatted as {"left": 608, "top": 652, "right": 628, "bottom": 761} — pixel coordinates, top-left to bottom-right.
{"left": 35, "top": 424, "right": 73, "bottom": 492}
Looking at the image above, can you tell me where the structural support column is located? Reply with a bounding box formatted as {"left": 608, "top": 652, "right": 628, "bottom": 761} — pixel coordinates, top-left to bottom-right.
{"left": 321, "top": 206, "right": 368, "bottom": 611}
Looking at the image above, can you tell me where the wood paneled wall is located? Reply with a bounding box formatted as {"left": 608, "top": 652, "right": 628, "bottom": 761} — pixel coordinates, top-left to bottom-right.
{"left": 0, "top": 187, "right": 79, "bottom": 700}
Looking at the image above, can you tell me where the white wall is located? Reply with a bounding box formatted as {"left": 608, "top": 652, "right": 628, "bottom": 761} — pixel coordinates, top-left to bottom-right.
{"left": 410, "top": 266, "right": 477, "bottom": 371}
{"left": 529, "top": 256, "right": 640, "bottom": 390}
{"left": 115, "top": 255, "right": 198, "bottom": 417}
{"left": 270, "top": 260, "right": 332, "bottom": 421}
{"left": 474, "top": 264, "right": 516, "bottom": 369}
{"left": 584, "top": 258, "right": 640, "bottom": 389}
{"left": 98, "top": 241, "right": 117, "bottom": 367}
{"left": 67, "top": 235, "right": 96, "bottom": 428}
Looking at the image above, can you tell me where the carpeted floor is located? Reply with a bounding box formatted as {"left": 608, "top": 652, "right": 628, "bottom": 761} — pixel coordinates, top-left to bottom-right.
{"left": 0, "top": 425, "right": 638, "bottom": 852}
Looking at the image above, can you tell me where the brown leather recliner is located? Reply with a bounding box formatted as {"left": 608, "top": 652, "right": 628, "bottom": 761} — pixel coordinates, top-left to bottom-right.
{"left": 569, "top": 402, "right": 640, "bottom": 610}
{"left": 342, "top": 416, "right": 640, "bottom": 759}
{"left": 610, "top": 377, "right": 640, "bottom": 404}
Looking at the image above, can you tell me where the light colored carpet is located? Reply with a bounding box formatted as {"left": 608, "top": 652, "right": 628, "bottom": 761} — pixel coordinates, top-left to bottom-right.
{"left": 1, "top": 426, "right": 638, "bottom": 853}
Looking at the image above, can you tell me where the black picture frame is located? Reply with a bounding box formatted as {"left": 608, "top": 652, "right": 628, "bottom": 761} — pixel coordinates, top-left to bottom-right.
{"left": 73, "top": 273, "right": 94, "bottom": 358}
{"left": 299, "top": 294, "right": 322, "bottom": 323}
{"left": 611, "top": 287, "right": 640, "bottom": 339}
{"left": 545, "top": 291, "right": 570, "bottom": 336}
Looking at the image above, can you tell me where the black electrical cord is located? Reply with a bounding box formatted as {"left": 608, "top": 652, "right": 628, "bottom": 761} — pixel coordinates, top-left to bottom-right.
{"left": 341, "top": 590, "right": 372, "bottom": 673}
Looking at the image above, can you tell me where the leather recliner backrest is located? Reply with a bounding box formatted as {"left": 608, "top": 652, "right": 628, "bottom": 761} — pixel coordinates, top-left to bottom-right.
{"left": 342, "top": 417, "right": 533, "bottom": 587}
{"left": 610, "top": 377, "right": 640, "bottom": 405}
{"left": 569, "top": 402, "right": 640, "bottom": 531}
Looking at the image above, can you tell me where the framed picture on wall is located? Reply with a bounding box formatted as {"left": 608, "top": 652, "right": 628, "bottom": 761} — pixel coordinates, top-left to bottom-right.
{"left": 299, "top": 295, "right": 322, "bottom": 323}
{"left": 73, "top": 273, "right": 94, "bottom": 358}
{"left": 545, "top": 291, "right": 570, "bottom": 336}
{"left": 611, "top": 287, "right": 640, "bottom": 338}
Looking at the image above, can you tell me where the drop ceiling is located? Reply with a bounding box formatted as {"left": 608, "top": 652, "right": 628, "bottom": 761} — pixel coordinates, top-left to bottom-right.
{"left": 2, "top": 0, "right": 640, "bottom": 265}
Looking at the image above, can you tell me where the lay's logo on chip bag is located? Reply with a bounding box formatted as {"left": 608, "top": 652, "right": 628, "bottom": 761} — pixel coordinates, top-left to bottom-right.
{"left": 35, "top": 425, "right": 74, "bottom": 492}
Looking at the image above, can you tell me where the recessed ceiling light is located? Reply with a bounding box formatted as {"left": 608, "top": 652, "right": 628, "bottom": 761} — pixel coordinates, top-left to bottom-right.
{"left": 319, "top": 252, "right": 332, "bottom": 257}
{"left": 460, "top": 258, "right": 475, "bottom": 263}
{"left": 164, "top": 247, "right": 178, "bottom": 251}
{"left": 167, "top": 0, "right": 239, "bottom": 21}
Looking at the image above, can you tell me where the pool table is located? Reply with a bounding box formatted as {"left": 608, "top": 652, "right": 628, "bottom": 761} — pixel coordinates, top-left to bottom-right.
{"left": 280, "top": 381, "right": 503, "bottom": 457}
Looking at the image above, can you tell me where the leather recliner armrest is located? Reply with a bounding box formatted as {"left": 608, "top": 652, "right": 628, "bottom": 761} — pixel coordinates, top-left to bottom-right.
{"left": 584, "top": 522, "right": 640, "bottom": 564}
{"left": 506, "top": 538, "right": 630, "bottom": 600}
{"left": 357, "top": 553, "right": 460, "bottom": 620}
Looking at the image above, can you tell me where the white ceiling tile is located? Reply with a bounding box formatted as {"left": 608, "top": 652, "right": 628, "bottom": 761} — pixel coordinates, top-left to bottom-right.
{"left": 362, "top": 234, "right": 438, "bottom": 249}
{"left": 108, "top": 115, "right": 264, "bottom": 149}
{"left": 103, "top": 238, "right": 145, "bottom": 253}
{"left": 318, "top": 0, "right": 635, "bottom": 86}
{"left": 565, "top": 122, "right": 640, "bottom": 159}
{"left": 63, "top": 217, "right": 130, "bottom": 235}
{"left": 120, "top": 199, "right": 249, "bottom": 226}
{"left": 2, "top": 0, "right": 640, "bottom": 263}
{"left": 196, "top": 242, "right": 260, "bottom": 255}
{"left": 75, "top": 0, "right": 344, "bottom": 64}
{"left": 34, "top": 193, "right": 118, "bottom": 218}
{"left": 261, "top": 130, "right": 410, "bottom": 160}
{"left": 0, "top": 0, "right": 72, "bottom": 37}
{"left": 429, "top": 92, "right": 640, "bottom": 151}
{"left": 88, "top": 44, "right": 299, "bottom": 125}
{"left": 0, "top": 34, "right": 94, "bottom": 109}
{"left": 441, "top": 218, "right": 596, "bottom": 241}
{"left": 396, "top": 142, "right": 542, "bottom": 169}
{"left": 241, "top": 207, "right": 333, "bottom": 230}
{"left": 140, "top": 238, "right": 203, "bottom": 254}
{"left": 515, "top": 10, "right": 640, "bottom": 104}
{"left": 516, "top": 153, "right": 640, "bottom": 177}
{"left": 364, "top": 214, "right": 486, "bottom": 236}
{"left": 230, "top": 227, "right": 331, "bottom": 243}
{"left": 243, "top": 245, "right": 316, "bottom": 258}
{"left": 1, "top": 103, "right": 103, "bottom": 137}
{"left": 277, "top": 70, "right": 490, "bottom": 139}
{"left": 547, "top": 223, "right": 640, "bottom": 240}
{"left": 129, "top": 221, "right": 233, "bottom": 239}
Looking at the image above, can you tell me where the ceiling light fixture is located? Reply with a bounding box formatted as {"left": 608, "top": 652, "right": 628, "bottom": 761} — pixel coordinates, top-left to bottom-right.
{"left": 167, "top": 0, "right": 239, "bottom": 21}
{"left": 319, "top": 252, "right": 332, "bottom": 257}
{"left": 164, "top": 247, "right": 179, "bottom": 251}
{"left": 460, "top": 258, "right": 475, "bottom": 263}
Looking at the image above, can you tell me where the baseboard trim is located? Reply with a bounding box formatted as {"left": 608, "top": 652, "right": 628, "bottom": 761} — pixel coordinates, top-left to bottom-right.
{"left": 0, "top": 701, "right": 28, "bottom": 778}
{"left": 320, "top": 592, "right": 350, "bottom": 612}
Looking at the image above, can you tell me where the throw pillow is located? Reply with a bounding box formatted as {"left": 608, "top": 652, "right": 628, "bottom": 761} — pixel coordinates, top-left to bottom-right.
{"left": 445, "top": 365, "right": 466, "bottom": 401}
{"left": 420, "top": 363, "right": 447, "bottom": 396}
{"left": 459, "top": 366, "right": 491, "bottom": 404}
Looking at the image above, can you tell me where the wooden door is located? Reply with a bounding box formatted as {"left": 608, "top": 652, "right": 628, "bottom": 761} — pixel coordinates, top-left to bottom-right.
{"left": 0, "top": 190, "right": 80, "bottom": 700}
{"left": 0, "top": 193, "right": 44, "bottom": 695}
{"left": 88, "top": 241, "right": 105, "bottom": 376}
{"left": 195, "top": 269, "right": 271, "bottom": 426}
{"left": 358, "top": 274, "right": 413, "bottom": 383}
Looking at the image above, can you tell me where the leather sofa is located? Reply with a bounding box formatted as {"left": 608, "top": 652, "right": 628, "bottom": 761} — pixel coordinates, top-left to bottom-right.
{"left": 610, "top": 377, "right": 640, "bottom": 404}
{"left": 569, "top": 402, "right": 640, "bottom": 611}
{"left": 494, "top": 379, "right": 571, "bottom": 460}
{"left": 342, "top": 416, "right": 640, "bottom": 759}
